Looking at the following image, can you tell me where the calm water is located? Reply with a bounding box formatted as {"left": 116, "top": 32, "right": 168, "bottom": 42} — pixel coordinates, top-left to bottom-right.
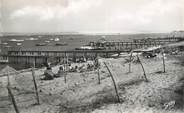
{"left": 0, "top": 33, "right": 168, "bottom": 52}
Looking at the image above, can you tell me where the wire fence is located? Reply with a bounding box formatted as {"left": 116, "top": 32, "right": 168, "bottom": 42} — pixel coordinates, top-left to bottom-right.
{"left": 0, "top": 52, "right": 170, "bottom": 113}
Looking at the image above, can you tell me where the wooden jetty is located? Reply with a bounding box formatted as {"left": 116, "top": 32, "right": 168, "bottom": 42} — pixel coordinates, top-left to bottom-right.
{"left": 89, "top": 37, "right": 183, "bottom": 47}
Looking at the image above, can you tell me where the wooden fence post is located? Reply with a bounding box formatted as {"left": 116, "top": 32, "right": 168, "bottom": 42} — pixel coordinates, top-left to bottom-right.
{"left": 162, "top": 49, "right": 166, "bottom": 73}
{"left": 7, "top": 86, "right": 20, "bottom": 113}
{"left": 6, "top": 72, "right": 20, "bottom": 113}
{"left": 98, "top": 67, "right": 100, "bottom": 84}
{"left": 64, "top": 68, "right": 67, "bottom": 83}
{"left": 129, "top": 52, "right": 133, "bottom": 73}
{"left": 104, "top": 62, "right": 120, "bottom": 103}
{"left": 31, "top": 65, "right": 40, "bottom": 105}
{"left": 96, "top": 56, "right": 101, "bottom": 84}
{"left": 136, "top": 55, "right": 148, "bottom": 82}
{"left": 7, "top": 73, "right": 10, "bottom": 86}
{"left": 63, "top": 53, "right": 67, "bottom": 83}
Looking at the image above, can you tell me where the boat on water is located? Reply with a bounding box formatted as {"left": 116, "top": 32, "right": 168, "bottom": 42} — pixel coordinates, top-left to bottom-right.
{"left": 9, "top": 39, "right": 24, "bottom": 42}
{"left": 54, "top": 38, "right": 60, "bottom": 41}
{"left": 35, "top": 43, "right": 47, "bottom": 46}
{"left": 17, "top": 43, "right": 22, "bottom": 46}
{"left": 26, "top": 37, "right": 38, "bottom": 41}
{"left": 75, "top": 46, "right": 105, "bottom": 50}
{"left": 2, "top": 42, "right": 8, "bottom": 45}
{"left": 55, "top": 42, "right": 68, "bottom": 46}
{"left": 45, "top": 40, "right": 50, "bottom": 43}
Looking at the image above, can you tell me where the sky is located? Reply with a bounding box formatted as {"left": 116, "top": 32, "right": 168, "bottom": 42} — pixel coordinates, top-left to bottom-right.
{"left": 0, "top": 0, "right": 184, "bottom": 33}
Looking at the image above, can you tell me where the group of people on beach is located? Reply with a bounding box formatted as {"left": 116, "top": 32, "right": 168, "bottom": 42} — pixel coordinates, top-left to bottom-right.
{"left": 42, "top": 59, "right": 99, "bottom": 80}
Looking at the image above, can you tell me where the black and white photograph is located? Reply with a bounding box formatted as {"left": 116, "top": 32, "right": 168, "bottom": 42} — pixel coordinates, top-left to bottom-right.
{"left": 0, "top": 0, "right": 184, "bottom": 113}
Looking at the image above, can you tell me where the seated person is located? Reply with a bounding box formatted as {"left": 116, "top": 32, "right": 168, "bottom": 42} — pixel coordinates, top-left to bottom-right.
{"left": 55, "top": 66, "right": 64, "bottom": 77}
{"left": 68, "top": 64, "right": 74, "bottom": 72}
{"left": 42, "top": 67, "right": 54, "bottom": 80}
{"left": 72, "top": 66, "right": 78, "bottom": 72}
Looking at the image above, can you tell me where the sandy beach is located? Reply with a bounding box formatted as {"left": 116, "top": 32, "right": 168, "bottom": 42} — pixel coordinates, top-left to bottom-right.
{"left": 1, "top": 53, "right": 184, "bottom": 113}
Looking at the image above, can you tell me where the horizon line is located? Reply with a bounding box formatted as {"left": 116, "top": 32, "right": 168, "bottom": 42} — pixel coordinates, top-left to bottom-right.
{"left": 0, "top": 30, "right": 184, "bottom": 36}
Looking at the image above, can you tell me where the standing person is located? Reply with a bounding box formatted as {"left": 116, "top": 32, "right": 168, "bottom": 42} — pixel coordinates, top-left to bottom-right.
{"left": 94, "top": 56, "right": 99, "bottom": 69}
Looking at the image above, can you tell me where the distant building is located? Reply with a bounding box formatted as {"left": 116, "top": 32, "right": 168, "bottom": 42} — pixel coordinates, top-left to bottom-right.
{"left": 0, "top": 38, "right": 8, "bottom": 63}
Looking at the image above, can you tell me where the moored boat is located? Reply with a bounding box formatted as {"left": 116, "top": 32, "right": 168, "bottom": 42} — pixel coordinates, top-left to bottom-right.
{"left": 55, "top": 42, "right": 68, "bottom": 46}
{"left": 35, "top": 43, "right": 47, "bottom": 46}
